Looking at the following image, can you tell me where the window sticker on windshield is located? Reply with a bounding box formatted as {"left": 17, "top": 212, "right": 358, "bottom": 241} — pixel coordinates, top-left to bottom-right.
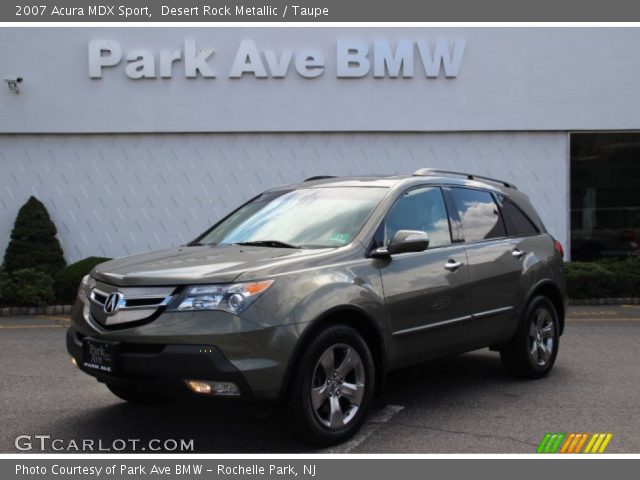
{"left": 328, "top": 233, "right": 350, "bottom": 244}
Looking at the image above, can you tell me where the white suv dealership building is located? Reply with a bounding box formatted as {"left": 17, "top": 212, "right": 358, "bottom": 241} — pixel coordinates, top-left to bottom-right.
{"left": 1, "top": 28, "right": 639, "bottom": 262}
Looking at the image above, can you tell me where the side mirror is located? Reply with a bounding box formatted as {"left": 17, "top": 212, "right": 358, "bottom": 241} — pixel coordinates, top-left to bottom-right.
{"left": 371, "top": 230, "right": 430, "bottom": 257}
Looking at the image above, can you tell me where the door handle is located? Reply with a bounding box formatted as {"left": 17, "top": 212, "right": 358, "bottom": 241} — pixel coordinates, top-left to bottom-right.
{"left": 512, "top": 248, "right": 526, "bottom": 259}
{"left": 444, "top": 259, "right": 463, "bottom": 271}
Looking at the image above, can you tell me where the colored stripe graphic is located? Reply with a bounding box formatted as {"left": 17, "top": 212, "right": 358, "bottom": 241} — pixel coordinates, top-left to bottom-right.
{"left": 537, "top": 433, "right": 613, "bottom": 453}
{"left": 584, "top": 433, "right": 614, "bottom": 453}
{"left": 597, "top": 434, "right": 613, "bottom": 453}
{"left": 549, "top": 433, "right": 566, "bottom": 453}
{"left": 574, "top": 433, "right": 589, "bottom": 453}
{"left": 584, "top": 434, "right": 598, "bottom": 453}
{"left": 537, "top": 433, "right": 566, "bottom": 453}
{"left": 537, "top": 433, "right": 552, "bottom": 453}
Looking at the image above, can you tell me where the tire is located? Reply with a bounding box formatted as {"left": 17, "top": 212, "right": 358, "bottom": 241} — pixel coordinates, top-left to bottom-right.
{"left": 106, "top": 383, "right": 168, "bottom": 404}
{"left": 286, "top": 324, "right": 375, "bottom": 446}
{"left": 500, "top": 296, "right": 560, "bottom": 379}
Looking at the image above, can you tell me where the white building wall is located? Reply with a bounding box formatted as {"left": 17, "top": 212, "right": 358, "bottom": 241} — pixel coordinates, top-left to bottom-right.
{"left": 2, "top": 28, "right": 640, "bottom": 133}
{"left": 0, "top": 131, "right": 567, "bottom": 263}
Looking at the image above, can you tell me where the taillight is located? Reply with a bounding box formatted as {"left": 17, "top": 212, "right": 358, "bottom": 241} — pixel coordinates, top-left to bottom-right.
{"left": 554, "top": 240, "right": 564, "bottom": 258}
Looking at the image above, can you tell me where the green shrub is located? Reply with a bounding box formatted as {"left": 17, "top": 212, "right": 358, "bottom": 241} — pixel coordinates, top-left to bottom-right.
{"left": 10, "top": 269, "right": 55, "bottom": 307}
{"left": 566, "top": 258, "right": 640, "bottom": 299}
{"left": 55, "top": 257, "right": 111, "bottom": 303}
{"left": 3, "top": 196, "right": 66, "bottom": 277}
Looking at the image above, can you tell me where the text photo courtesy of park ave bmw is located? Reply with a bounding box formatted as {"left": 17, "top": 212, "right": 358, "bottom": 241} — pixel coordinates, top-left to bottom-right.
{"left": 0, "top": 11, "right": 639, "bottom": 459}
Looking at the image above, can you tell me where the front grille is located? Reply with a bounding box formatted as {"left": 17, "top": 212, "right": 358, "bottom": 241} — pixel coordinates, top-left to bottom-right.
{"left": 125, "top": 298, "right": 167, "bottom": 308}
{"left": 93, "top": 291, "right": 108, "bottom": 304}
{"left": 89, "top": 282, "right": 176, "bottom": 328}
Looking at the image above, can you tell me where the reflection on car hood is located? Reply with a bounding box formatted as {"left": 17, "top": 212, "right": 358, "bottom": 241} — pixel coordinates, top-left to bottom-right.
{"left": 92, "top": 244, "right": 331, "bottom": 286}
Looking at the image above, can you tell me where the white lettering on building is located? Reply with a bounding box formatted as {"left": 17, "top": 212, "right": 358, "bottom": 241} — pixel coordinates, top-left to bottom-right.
{"left": 88, "top": 39, "right": 465, "bottom": 80}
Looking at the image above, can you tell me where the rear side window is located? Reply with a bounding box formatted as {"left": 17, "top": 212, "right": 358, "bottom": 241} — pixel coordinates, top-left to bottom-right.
{"left": 498, "top": 195, "right": 539, "bottom": 237}
{"left": 450, "top": 188, "right": 506, "bottom": 242}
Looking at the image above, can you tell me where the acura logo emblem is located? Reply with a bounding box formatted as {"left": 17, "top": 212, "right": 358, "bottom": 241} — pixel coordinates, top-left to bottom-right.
{"left": 104, "top": 292, "right": 124, "bottom": 315}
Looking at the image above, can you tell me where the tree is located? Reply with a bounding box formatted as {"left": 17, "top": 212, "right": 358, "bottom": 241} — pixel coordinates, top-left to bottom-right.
{"left": 3, "top": 196, "right": 67, "bottom": 276}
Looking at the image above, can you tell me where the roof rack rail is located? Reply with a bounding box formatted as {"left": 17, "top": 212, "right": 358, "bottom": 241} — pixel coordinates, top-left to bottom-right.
{"left": 303, "top": 175, "right": 336, "bottom": 182}
{"left": 412, "top": 168, "right": 517, "bottom": 190}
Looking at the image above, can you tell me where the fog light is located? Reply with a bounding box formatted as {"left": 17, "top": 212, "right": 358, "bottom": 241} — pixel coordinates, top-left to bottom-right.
{"left": 70, "top": 356, "right": 78, "bottom": 367}
{"left": 185, "top": 380, "right": 240, "bottom": 396}
{"left": 187, "top": 380, "right": 212, "bottom": 394}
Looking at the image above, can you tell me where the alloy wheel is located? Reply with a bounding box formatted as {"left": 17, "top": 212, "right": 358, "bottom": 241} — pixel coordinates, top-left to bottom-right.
{"left": 310, "top": 343, "right": 365, "bottom": 429}
{"left": 528, "top": 308, "right": 555, "bottom": 367}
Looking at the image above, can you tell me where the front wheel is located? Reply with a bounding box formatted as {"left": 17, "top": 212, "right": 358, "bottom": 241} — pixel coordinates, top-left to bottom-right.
{"left": 287, "top": 325, "right": 375, "bottom": 446}
{"left": 500, "top": 296, "right": 560, "bottom": 379}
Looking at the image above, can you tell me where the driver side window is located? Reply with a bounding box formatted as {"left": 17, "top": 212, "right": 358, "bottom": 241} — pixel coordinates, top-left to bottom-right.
{"left": 376, "top": 186, "right": 452, "bottom": 248}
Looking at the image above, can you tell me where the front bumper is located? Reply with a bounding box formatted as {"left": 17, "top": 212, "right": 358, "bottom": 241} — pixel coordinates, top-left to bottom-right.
{"left": 68, "top": 298, "right": 306, "bottom": 400}
{"left": 67, "top": 327, "right": 255, "bottom": 398}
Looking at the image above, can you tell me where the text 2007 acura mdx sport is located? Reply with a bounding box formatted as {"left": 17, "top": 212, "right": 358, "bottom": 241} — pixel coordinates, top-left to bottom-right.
{"left": 67, "top": 169, "right": 567, "bottom": 445}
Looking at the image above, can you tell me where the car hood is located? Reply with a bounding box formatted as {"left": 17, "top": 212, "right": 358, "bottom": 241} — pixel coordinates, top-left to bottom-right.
{"left": 92, "top": 244, "right": 333, "bottom": 286}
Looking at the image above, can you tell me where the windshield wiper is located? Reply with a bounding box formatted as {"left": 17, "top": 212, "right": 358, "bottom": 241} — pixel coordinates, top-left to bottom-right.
{"left": 234, "top": 240, "right": 302, "bottom": 249}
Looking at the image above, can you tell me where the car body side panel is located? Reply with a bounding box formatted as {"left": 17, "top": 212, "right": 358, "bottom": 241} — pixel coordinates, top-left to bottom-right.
{"left": 463, "top": 238, "right": 524, "bottom": 345}
{"left": 483, "top": 233, "right": 566, "bottom": 345}
{"left": 376, "top": 245, "right": 472, "bottom": 369}
{"left": 514, "top": 234, "right": 567, "bottom": 322}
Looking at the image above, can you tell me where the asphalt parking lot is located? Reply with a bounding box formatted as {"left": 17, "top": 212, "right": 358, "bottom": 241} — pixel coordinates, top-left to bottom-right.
{"left": 1, "top": 306, "right": 639, "bottom": 454}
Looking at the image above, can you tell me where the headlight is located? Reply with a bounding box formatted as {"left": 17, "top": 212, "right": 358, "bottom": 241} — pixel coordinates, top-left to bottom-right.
{"left": 170, "top": 280, "right": 274, "bottom": 314}
{"left": 77, "top": 274, "right": 96, "bottom": 305}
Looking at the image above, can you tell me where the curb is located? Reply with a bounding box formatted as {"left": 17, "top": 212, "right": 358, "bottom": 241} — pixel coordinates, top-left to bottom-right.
{"left": 569, "top": 298, "right": 640, "bottom": 306}
{"left": 0, "top": 305, "right": 73, "bottom": 316}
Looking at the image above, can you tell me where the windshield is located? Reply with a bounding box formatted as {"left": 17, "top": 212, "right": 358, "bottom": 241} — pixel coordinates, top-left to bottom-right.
{"left": 194, "top": 187, "right": 388, "bottom": 248}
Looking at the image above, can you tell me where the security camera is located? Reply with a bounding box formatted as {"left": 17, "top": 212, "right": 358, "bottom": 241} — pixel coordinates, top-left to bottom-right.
{"left": 4, "top": 77, "right": 23, "bottom": 94}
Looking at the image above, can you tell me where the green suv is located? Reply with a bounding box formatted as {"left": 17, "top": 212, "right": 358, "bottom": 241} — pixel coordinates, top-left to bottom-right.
{"left": 67, "top": 169, "right": 566, "bottom": 445}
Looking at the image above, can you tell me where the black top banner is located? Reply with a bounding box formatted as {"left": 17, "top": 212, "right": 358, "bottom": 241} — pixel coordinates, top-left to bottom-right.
{"left": 3, "top": 0, "right": 640, "bottom": 22}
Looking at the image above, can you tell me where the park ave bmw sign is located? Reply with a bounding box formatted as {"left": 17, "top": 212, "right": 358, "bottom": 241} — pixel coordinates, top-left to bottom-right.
{"left": 88, "top": 39, "right": 466, "bottom": 79}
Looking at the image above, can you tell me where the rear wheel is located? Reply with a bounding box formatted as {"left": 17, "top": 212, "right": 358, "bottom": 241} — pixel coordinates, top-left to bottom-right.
{"left": 287, "top": 325, "right": 375, "bottom": 446}
{"left": 106, "top": 383, "right": 168, "bottom": 404}
{"left": 500, "top": 296, "right": 560, "bottom": 379}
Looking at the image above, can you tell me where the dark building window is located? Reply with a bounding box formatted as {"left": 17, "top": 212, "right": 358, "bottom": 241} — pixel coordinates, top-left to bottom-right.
{"left": 571, "top": 133, "right": 640, "bottom": 261}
